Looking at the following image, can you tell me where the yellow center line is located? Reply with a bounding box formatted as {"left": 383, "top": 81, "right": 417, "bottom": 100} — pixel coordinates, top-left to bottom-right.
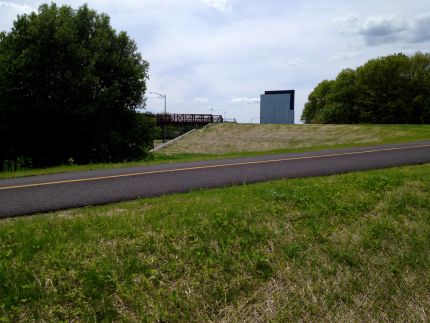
{"left": 1, "top": 144, "right": 429, "bottom": 191}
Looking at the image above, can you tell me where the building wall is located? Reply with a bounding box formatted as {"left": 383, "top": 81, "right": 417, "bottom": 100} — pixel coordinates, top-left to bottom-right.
{"left": 260, "top": 90, "right": 295, "bottom": 124}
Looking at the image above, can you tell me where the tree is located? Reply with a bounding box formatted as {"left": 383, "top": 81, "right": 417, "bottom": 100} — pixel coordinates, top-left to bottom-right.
{"left": 301, "top": 80, "right": 334, "bottom": 124}
{"left": 329, "top": 68, "right": 359, "bottom": 123}
{"left": 301, "top": 52, "right": 430, "bottom": 124}
{"left": 0, "top": 3, "right": 151, "bottom": 168}
{"left": 354, "top": 53, "right": 411, "bottom": 123}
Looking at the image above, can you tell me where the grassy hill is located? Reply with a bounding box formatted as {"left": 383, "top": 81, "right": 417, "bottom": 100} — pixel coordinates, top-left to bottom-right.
{"left": 159, "top": 123, "right": 430, "bottom": 155}
{"left": 1, "top": 163, "right": 430, "bottom": 321}
{"left": 1, "top": 123, "right": 429, "bottom": 179}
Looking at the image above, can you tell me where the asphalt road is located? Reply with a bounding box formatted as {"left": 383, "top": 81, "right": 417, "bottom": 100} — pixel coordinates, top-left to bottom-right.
{"left": 1, "top": 141, "right": 430, "bottom": 218}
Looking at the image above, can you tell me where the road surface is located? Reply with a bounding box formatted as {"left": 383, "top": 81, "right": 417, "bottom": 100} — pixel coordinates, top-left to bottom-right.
{"left": 1, "top": 141, "right": 430, "bottom": 218}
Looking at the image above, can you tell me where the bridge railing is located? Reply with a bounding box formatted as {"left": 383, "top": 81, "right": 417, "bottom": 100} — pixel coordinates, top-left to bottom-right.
{"left": 156, "top": 113, "right": 223, "bottom": 125}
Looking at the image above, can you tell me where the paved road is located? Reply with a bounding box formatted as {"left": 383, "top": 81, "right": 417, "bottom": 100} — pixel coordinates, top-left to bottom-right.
{"left": 1, "top": 141, "right": 430, "bottom": 218}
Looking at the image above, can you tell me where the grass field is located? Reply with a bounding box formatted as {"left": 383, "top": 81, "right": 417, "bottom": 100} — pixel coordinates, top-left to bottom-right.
{"left": 160, "top": 123, "right": 430, "bottom": 154}
{"left": 0, "top": 153, "right": 207, "bottom": 180}
{"left": 1, "top": 124, "right": 430, "bottom": 180}
{"left": 1, "top": 163, "right": 430, "bottom": 321}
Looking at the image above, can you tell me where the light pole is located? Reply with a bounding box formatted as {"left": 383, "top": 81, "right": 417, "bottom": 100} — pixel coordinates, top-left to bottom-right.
{"left": 149, "top": 91, "right": 167, "bottom": 143}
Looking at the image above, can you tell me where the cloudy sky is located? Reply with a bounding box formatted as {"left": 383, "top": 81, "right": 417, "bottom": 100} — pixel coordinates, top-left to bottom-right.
{"left": 1, "top": 0, "right": 430, "bottom": 123}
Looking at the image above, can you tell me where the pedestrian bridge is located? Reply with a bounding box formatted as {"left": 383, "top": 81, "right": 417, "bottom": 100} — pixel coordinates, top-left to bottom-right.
{"left": 156, "top": 113, "right": 223, "bottom": 126}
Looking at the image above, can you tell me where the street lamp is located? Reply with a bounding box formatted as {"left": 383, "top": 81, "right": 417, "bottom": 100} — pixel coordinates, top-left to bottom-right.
{"left": 149, "top": 91, "right": 167, "bottom": 143}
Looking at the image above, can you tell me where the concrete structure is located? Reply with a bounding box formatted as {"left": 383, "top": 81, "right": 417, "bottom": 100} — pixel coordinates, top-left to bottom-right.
{"left": 260, "top": 90, "right": 295, "bottom": 124}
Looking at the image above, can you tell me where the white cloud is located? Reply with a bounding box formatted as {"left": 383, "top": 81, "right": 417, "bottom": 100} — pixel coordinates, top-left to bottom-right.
{"left": 0, "top": 1, "right": 33, "bottom": 32}
{"left": 359, "top": 15, "right": 407, "bottom": 45}
{"left": 360, "top": 15, "right": 406, "bottom": 36}
{"left": 287, "top": 57, "right": 307, "bottom": 66}
{"left": 194, "top": 97, "right": 209, "bottom": 102}
{"left": 230, "top": 97, "right": 260, "bottom": 104}
{"left": 300, "top": 2, "right": 329, "bottom": 14}
{"left": 201, "top": 0, "right": 232, "bottom": 12}
{"left": 1, "top": 0, "right": 430, "bottom": 123}
{"left": 411, "top": 14, "right": 430, "bottom": 43}
{"left": 329, "top": 51, "right": 358, "bottom": 62}
{"left": 334, "top": 14, "right": 359, "bottom": 33}
{"left": 0, "top": 1, "right": 32, "bottom": 11}
{"left": 334, "top": 13, "right": 430, "bottom": 46}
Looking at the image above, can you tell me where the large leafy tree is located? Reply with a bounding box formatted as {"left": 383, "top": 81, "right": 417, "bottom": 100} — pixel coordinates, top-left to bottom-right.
{"left": 0, "top": 3, "right": 151, "bottom": 168}
{"left": 301, "top": 52, "right": 430, "bottom": 124}
{"left": 301, "top": 80, "right": 334, "bottom": 124}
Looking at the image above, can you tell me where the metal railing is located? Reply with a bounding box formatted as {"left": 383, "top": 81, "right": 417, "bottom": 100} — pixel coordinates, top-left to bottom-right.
{"left": 156, "top": 113, "right": 223, "bottom": 125}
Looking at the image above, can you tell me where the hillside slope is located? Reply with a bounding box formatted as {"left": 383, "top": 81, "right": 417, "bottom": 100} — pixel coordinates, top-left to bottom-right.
{"left": 159, "top": 123, "right": 430, "bottom": 155}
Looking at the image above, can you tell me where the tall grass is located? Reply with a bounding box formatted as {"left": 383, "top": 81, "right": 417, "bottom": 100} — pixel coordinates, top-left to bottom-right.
{"left": 1, "top": 163, "right": 430, "bottom": 321}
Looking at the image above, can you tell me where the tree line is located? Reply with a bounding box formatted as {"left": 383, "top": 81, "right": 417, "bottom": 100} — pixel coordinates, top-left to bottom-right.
{"left": 0, "top": 3, "right": 154, "bottom": 170}
{"left": 301, "top": 52, "right": 430, "bottom": 124}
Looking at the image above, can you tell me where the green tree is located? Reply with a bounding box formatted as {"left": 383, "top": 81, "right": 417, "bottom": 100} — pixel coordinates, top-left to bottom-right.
{"left": 406, "top": 52, "right": 430, "bottom": 123}
{"left": 0, "top": 3, "right": 151, "bottom": 168}
{"left": 329, "top": 68, "right": 359, "bottom": 123}
{"left": 355, "top": 53, "right": 411, "bottom": 123}
{"left": 301, "top": 52, "right": 430, "bottom": 124}
{"left": 301, "top": 80, "right": 334, "bottom": 123}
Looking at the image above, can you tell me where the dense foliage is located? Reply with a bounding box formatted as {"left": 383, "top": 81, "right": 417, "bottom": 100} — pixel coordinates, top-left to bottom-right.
{"left": 0, "top": 3, "right": 152, "bottom": 169}
{"left": 301, "top": 52, "right": 430, "bottom": 124}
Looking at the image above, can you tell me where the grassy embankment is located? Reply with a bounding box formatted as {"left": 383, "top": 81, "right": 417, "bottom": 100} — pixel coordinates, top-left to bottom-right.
{"left": 0, "top": 153, "right": 204, "bottom": 180}
{"left": 1, "top": 163, "right": 430, "bottom": 321}
{"left": 160, "top": 123, "right": 430, "bottom": 154}
{"left": 1, "top": 124, "right": 430, "bottom": 180}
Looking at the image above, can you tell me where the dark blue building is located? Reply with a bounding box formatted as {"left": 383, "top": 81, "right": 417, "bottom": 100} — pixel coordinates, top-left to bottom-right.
{"left": 260, "top": 90, "right": 295, "bottom": 124}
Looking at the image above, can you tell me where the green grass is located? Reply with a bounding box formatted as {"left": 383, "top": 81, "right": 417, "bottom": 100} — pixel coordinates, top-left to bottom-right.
{"left": 1, "top": 164, "right": 430, "bottom": 321}
{"left": 0, "top": 153, "right": 209, "bottom": 180}
{"left": 160, "top": 123, "right": 430, "bottom": 154}
{"left": 1, "top": 124, "right": 430, "bottom": 180}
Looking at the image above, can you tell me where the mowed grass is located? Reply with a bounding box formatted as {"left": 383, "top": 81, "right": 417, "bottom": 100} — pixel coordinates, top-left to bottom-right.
{"left": 160, "top": 123, "right": 430, "bottom": 154}
{"left": 2, "top": 124, "right": 430, "bottom": 180}
{"left": 1, "top": 164, "right": 430, "bottom": 321}
{"left": 0, "top": 153, "right": 208, "bottom": 180}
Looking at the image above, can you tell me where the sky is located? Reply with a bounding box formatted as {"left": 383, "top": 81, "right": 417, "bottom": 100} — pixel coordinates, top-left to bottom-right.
{"left": 1, "top": 0, "right": 430, "bottom": 123}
